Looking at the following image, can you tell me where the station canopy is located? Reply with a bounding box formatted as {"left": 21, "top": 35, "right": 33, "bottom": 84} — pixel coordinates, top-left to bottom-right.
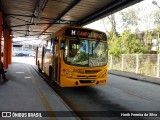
{"left": 0, "top": 0, "right": 143, "bottom": 40}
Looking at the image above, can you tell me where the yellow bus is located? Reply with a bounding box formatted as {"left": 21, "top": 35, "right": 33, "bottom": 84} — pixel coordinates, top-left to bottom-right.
{"left": 36, "top": 26, "right": 108, "bottom": 87}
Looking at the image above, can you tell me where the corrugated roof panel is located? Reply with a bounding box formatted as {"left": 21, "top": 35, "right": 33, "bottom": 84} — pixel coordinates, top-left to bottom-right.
{"left": 2, "top": 0, "right": 36, "bottom": 15}
{"left": 0, "top": 0, "right": 143, "bottom": 39}
{"left": 61, "top": 0, "right": 113, "bottom": 21}
{"left": 46, "top": 24, "right": 67, "bottom": 33}
{"left": 41, "top": 0, "right": 74, "bottom": 19}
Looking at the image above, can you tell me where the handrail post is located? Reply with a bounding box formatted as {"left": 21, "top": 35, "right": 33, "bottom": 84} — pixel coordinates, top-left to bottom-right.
{"left": 136, "top": 54, "right": 139, "bottom": 74}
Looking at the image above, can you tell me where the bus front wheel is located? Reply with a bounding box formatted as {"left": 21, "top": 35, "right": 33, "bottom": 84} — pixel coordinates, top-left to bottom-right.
{"left": 38, "top": 61, "right": 42, "bottom": 72}
{"left": 49, "top": 66, "right": 57, "bottom": 85}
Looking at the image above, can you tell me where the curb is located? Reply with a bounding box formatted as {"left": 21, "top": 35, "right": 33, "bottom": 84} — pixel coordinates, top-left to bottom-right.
{"left": 108, "top": 71, "right": 160, "bottom": 85}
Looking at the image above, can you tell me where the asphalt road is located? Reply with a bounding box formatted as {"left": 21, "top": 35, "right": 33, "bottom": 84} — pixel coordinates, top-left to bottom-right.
{"left": 10, "top": 57, "right": 160, "bottom": 120}
{"left": 38, "top": 69, "right": 160, "bottom": 120}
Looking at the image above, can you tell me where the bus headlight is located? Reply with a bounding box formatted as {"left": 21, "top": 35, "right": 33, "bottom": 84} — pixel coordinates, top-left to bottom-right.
{"left": 99, "top": 71, "right": 107, "bottom": 78}
{"left": 62, "top": 69, "right": 73, "bottom": 77}
{"left": 66, "top": 70, "right": 72, "bottom": 78}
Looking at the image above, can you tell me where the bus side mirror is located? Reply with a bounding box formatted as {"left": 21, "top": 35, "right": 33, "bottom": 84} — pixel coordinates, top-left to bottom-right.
{"left": 60, "top": 41, "right": 65, "bottom": 49}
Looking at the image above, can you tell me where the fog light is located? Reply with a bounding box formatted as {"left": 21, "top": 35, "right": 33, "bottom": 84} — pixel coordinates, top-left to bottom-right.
{"left": 100, "top": 80, "right": 106, "bottom": 83}
{"left": 96, "top": 81, "right": 99, "bottom": 84}
{"left": 76, "top": 81, "right": 78, "bottom": 85}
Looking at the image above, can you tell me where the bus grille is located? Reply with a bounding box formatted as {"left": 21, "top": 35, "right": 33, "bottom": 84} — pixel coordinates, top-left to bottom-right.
{"left": 77, "top": 75, "right": 96, "bottom": 79}
{"left": 85, "top": 70, "right": 101, "bottom": 74}
{"left": 79, "top": 80, "right": 95, "bottom": 84}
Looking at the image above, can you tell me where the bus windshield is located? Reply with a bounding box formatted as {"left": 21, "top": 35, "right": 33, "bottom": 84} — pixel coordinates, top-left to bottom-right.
{"left": 64, "top": 38, "right": 108, "bottom": 67}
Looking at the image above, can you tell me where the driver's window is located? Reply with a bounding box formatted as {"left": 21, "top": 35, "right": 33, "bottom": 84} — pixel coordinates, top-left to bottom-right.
{"left": 64, "top": 39, "right": 69, "bottom": 59}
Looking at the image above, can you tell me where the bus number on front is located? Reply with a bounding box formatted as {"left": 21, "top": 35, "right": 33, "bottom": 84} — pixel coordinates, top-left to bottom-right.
{"left": 73, "top": 69, "right": 85, "bottom": 74}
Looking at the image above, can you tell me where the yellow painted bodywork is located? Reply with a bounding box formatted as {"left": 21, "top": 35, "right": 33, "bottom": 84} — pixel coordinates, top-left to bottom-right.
{"left": 36, "top": 26, "right": 108, "bottom": 87}
{"left": 59, "top": 61, "right": 108, "bottom": 87}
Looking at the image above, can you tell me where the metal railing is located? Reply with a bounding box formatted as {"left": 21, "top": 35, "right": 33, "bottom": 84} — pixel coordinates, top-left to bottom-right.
{"left": 109, "top": 54, "right": 160, "bottom": 78}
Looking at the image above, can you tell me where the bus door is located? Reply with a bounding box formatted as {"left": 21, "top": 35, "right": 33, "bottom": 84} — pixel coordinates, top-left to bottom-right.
{"left": 57, "top": 40, "right": 61, "bottom": 84}
{"left": 52, "top": 38, "right": 59, "bottom": 83}
{"left": 43, "top": 40, "right": 52, "bottom": 76}
{"left": 41, "top": 46, "right": 45, "bottom": 70}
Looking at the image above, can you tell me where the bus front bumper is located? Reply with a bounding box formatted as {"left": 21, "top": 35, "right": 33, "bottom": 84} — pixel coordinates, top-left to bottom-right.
{"left": 60, "top": 75, "right": 107, "bottom": 87}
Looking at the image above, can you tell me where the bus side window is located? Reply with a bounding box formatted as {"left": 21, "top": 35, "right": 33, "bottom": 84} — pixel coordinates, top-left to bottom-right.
{"left": 53, "top": 38, "right": 58, "bottom": 60}
{"left": 45, "top": 40, "right": 51, "bottom": 53}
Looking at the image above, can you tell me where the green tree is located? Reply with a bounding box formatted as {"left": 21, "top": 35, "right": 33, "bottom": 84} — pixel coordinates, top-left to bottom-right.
{"left": 152, "top": 0, "right": 160, "bottom": 25}
{"left": 108, "top": 35, "right": 122, "bottom": 56}
{"left": 153, "top": 10, "right": 160, "bottom": 25}
{"left": 121, "top": 30, "right": 148, "bottom": 54}
{"left": 156, "top": 25, "right": 160, "bottom": 53}
{"left": 109, "top": 30, "right": 148, "bottom": 55}
{"left": 120, "top": 8, "right": 139, "bottom": 30}
{"left": 101, "top": 14, "right": 119, "bottom": 40}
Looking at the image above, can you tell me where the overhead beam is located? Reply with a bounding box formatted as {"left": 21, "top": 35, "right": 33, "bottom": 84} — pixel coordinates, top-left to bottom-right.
{"left": 12, "top": 30, "right": 40, "bottom": 32}
{"left": 10, "top": 23, "right": 36, "bottom": 28}
{"left": 38, "top": 0, "right": 81, "bottom": 37}
{"left": 5, "top": 13, "right": 35, "bottom": 18}
{"left": 16, "top": 33, "right": 51, "bottom": 38}
{"left": 27, "top": 0, "right": 41, "bottom": 36}
{"left": 9, "top": 15, "right": 31, "bottom": 23}
{"left": 10, "top": 21, "right": 73, "bottom": 28}
{"left": 12, "top": 31, "right": 25, "bottom": 35}
{"left": 11, "top": 29, "right": 52, "bottom": 33}
{"left": 5, "top": 13, "right": 77, "bottom": 23}
{"left": 10, "top": 23, "right": 54, "bottom": 28}
{"left": 78, "top": 0, "right": 143, "bottom": 25}
{"left": 6, "top": 13, "right": 51, "bottom": 21}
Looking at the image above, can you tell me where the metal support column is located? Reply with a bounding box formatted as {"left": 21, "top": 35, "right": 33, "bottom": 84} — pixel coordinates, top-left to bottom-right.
{"left": 35, "top": 47, "right": 38, "bottom": 65}
{"left": 8, "top": 36, "right": 12, "bottom": 64}
{"left": 0, "top": 11, "right": 2, "bottom": 69}
{"left": 10, "top": 37, "right": 12, "bottom": 64}
{"left": 3, "top": 27, "right": 9, "bottom": 69}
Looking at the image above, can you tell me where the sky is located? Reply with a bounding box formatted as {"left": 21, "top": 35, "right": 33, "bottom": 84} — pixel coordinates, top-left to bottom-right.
{"left": 85, "top": 0, "right": 160, "bottom": 34}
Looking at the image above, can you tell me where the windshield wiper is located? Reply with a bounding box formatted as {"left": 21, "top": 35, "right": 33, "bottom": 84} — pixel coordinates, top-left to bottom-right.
{"left": 93, "top": 41, "right": 100, "bottom": 50}
{"left": 72, "top": 63, "right": 88, "bottom": 66}
{"left": 79, "top": 64, "right": 88, "bottom": 66}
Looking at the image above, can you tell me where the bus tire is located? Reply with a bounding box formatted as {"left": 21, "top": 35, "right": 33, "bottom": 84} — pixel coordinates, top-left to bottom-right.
{"left": 38, "top": 68, "right": 42, "bottom": 73}
{"left": 49, "top": 66, "right": 57, "bottom": 85}
{"left": 49, "top": 66, "right": 52, "bottom": 79}
{"left": 38, "top": 61, "right": 42, "bottom": 72}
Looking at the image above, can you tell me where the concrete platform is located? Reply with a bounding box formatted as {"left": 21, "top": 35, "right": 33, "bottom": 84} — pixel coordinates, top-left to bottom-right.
{"left": 0, "top": 57, "right": 78, "bottom": 120}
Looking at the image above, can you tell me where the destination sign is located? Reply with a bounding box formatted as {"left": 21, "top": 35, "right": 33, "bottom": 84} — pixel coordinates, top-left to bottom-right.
{"left": 65, "top": 28, "right": 107, "bottom": 40}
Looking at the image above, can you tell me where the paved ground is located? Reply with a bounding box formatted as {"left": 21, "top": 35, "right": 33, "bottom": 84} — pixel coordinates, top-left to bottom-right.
{"left": 47, "top": 73, "right": 160, "bottom": 120}
{"left": 0, "top": 57, "right": 159, "bottom": 120}
{"left": 0, "top": 57, "right": 78, "bottom": 120}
